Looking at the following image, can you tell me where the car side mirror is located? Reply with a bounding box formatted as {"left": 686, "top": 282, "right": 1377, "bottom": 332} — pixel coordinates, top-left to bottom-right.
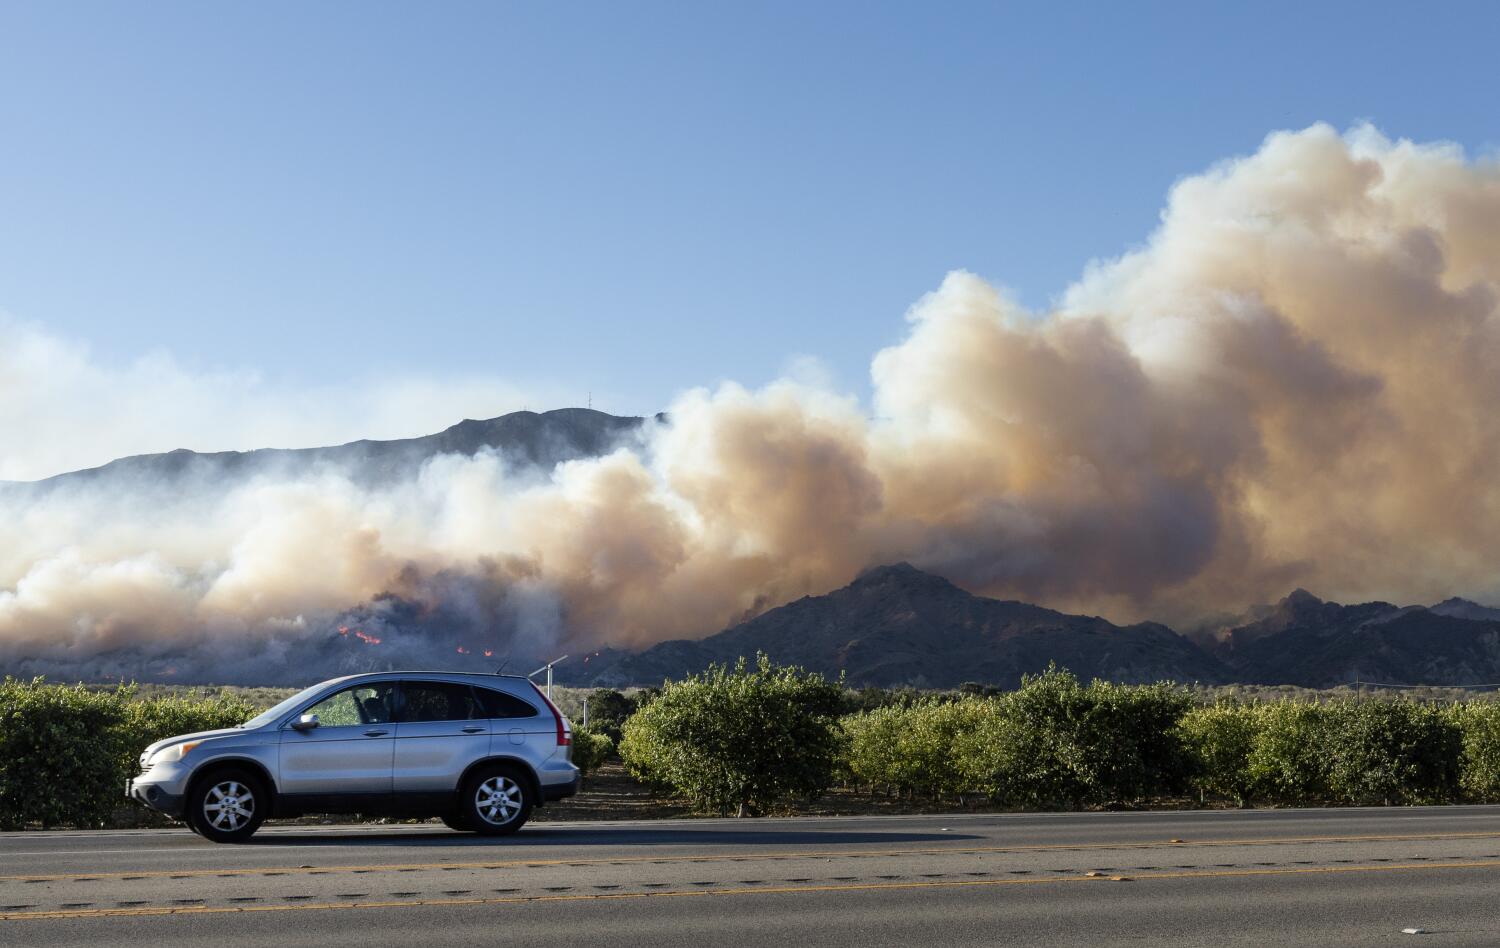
{"left": 291, "top": 713, "right": 320, "bottom": 732}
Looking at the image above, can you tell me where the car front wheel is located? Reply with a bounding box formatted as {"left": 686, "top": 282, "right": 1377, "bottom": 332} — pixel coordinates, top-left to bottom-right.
{"left": 460, "top": 766, "right": 533, "bottom": 836}
{"left": 188, "top": 768, "right": 267, "bottom": 843}
{"left": 440, "top": 811, "right": 474, "bottom": 833}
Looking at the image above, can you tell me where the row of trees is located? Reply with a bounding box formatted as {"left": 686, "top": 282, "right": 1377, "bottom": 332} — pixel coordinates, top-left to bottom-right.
{"left": 0, "top": 679, "right": 255, "bottom": 829}
{"left": 7, "top": 664, "right": 1500, "bottom": 827}
{"left": 0, "top": 677, "right": 628, "bottom": 829}
{"left": 604, "top": 660, "right": 1500, "bottom": 815}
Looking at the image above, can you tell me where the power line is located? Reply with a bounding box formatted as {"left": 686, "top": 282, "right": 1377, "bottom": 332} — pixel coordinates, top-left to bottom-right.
{"left": 1346, "top": 680, "right": 1500, "bottom": 691}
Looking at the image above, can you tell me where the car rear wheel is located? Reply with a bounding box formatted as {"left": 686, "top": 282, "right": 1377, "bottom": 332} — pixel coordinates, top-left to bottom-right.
{"left": 460, "top": 766, "right": 533, "bottom": 836}
{"left": 188, "top": 768, "right": 267, "bottom": 843}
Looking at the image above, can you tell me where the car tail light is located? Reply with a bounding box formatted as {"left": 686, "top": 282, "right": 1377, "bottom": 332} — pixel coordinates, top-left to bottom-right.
{"left": 531, "top": 683, "right": 572, "bottom": 746}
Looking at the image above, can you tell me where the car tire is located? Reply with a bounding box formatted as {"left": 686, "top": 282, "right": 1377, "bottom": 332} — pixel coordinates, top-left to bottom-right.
{"left": 440, "top": 811, "right": 474, "bottom": 833}
{"left": 187, "top": 768, "right": 267, "bottom": 843}
{"left": 460, "top": 765, "right": 533, "bottom": 836}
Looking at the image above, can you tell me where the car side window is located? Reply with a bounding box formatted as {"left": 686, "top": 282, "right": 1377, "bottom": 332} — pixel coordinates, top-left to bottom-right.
{"left": 302, "top": 683, "right": 396, "bottom": 726}
{"left": 475, "top": 686, "right": 539, "bottom": 719}
{"left": 400, "top": 682, "right": 481, "bottom": 723}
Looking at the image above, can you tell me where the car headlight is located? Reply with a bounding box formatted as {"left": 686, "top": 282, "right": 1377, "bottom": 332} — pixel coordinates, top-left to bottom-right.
{"left": 146, "top": 741, "right": 201, "bottom": 767}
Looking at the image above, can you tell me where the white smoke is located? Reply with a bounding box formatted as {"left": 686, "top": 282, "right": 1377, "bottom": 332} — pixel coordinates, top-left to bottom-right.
{"left": 5, "top": 123, "right": 1500, "bottom": 680}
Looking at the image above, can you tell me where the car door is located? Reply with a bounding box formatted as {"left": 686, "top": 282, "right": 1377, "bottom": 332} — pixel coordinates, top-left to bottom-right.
{"left": 278, "top": 681, "right": 397, "bottom": 808}
{"left": 393, "top": 681, "right": 489, "bottom": 800}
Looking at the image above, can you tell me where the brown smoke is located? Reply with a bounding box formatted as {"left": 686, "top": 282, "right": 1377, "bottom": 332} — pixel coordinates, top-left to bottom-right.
{"left": 4, "top": 123, "right": 1500, "bottom": 676}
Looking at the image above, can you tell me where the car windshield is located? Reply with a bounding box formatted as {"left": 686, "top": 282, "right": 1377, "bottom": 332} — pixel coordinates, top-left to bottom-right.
{"left": 239, "top": 682, "right": 331, "bottom": 729}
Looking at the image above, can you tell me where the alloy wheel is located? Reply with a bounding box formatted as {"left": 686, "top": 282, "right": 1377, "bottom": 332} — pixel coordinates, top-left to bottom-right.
{"left": 202, "top": 780, "right": 256, "bottom": 832}
{"left": 474, "top": 775, "right": 522, "bottom": 826}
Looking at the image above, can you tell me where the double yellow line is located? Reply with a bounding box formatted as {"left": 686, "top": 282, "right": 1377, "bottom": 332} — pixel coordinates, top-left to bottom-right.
{"left": 4, "top": 860, "right": 1499, "bottom": 922}
{"left": 5, "top": 829, "right": 1499, "bottom": 884}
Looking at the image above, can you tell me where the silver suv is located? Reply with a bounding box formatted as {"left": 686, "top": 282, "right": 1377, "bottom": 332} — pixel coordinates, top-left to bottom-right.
{"left": 126, "top": 671, "right": 580, "bottom": 843}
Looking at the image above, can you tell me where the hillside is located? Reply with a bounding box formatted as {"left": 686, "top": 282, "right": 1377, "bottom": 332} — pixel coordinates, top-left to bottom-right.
{"left": 1210, "top": 590, "right": 1500, "bottom": 687}
{"left": 589, "top": 563, "right": 1229, "bottom": 689}
{"left": 2, "top": 407, "right": 651, "bottom": 494}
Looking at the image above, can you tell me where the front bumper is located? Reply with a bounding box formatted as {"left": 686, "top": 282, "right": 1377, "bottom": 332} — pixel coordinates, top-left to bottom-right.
{"left": 126, "top": 776, "right": 186, "bottom": 818}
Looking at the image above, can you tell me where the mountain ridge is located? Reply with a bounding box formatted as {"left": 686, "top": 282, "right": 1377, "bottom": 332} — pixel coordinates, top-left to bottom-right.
{"left": 584, "top": 566, "right": 1500, "bottom": 689}
{"left": 2, "top": 407, "right": 654, "bottom": 494}
{"left": 587, "top": 562, "right": 1230, "bottom": 689}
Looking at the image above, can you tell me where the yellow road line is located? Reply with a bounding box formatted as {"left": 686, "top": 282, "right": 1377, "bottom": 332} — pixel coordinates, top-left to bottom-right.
{"left": 3, "top": 859, "right": 1498, "bottom": 922}
{"left": 5, "top": 830, "right": 1499, "bottom": 883}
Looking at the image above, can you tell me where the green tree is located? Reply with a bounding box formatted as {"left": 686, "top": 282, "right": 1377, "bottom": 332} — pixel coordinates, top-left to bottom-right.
{"left": 569, "top": 729, "right": 615, "bottom": 784}
{"left": 618, "top": 655, "right": 844, "bottom": 816}
{"left": 1085, "top": 679, "right": 1196, "bottom": 801}
{"left": 839, "top": 704, "right": 908, "bottom": 793}
{"left": 1180, "top": 702, "right": 1259, "bottom": 806}
{"left": 1245, "top": 702, "right": 1329, "bottom": 803}
{"left": 0, "top": 679, "right": 254, "bottom": 829}
{"left": 1452, "top": 702, "right": 1500, "bottom": 801}
{"left": 955, "top": 667, "right": 1193, "bottom": 808}
{"left": 0, "top": 678, "right": 129, "bottom": 829}
{"left": 583, "top": 689, "right": 638, "bottom": 742}
{"left": 958, "top": 667, "right": 1097, "bottom": 807}
{"left": 841, "top": 699, "right": 988, "bottom": 800}
{"left": 1320, "top": 700, "right": 1460, "bottom": 805}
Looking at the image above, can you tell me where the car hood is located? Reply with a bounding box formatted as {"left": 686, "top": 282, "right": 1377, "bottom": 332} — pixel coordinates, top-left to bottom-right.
{"left": 141, "top": 727, "right": 246, "bottom": 759}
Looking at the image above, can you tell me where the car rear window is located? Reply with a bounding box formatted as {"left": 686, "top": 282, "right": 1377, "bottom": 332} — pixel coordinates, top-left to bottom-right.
{"left": 475, "top": 686, "right": 539, "bottom": 719}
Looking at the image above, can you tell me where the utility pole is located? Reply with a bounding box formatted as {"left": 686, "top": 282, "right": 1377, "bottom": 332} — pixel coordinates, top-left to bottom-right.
{"left": 528, "top": 655, "right": 568, "bottom": 699}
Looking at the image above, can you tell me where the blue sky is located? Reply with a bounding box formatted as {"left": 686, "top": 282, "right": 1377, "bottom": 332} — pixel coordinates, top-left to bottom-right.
{"left": 3, "top": 0, "right": 1498, "bottom": 426}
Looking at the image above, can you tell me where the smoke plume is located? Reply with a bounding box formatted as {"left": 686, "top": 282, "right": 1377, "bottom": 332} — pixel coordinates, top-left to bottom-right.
{"left": 5, "top": 123, "right": 1500, "bottom": 682}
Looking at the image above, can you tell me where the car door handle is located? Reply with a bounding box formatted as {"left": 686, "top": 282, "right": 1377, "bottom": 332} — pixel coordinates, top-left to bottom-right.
{"left": 363, "top": 729, "right": 389, "bottom": 737}
{"left": 461, "top": 726, "right": 485, "bottom": 734}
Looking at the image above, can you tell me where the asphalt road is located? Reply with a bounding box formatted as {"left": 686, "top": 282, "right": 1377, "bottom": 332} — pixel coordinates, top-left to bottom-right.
{"left": 4, "top": 807, "right": 1500, "bottom": 946}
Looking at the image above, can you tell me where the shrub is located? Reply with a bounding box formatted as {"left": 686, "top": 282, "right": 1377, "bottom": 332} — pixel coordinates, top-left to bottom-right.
{"left": 840, "top": 704, "right": 909, "bottom": 792}
{"left": 842, "top": 699, "right": 988, "bottom": 800}
{"left": 1180, "top": 703, "right": 1258, "bottom": 806}
{"left": 956, "top": 667, "right": 1193, "bottom": 808}
{"left": 958, "top": 667, "right": 1094, "bottom": 807}
{"left": 1085, "top": 680, "right": 1196, "bottom": 801}
{"left": 1452, "top": 702, "right": 1500, "bottom": 801}
{"left": 0, "top": 678, "right": 130, "bottom": 829}
{"left": 618, "top": 654, "right": 844, "bottom": 816}
{"left": 905, "top": 699, "right": 990, "bottom": 799}
{"left": 570, "top": 729, "right": 615, "bottom": 782}
{"left": 1243, "top": 701, "right": 1329, "bottom": 803}
{"left": 0, "top": 678, "right": 258, "bottom": 829}
{"left": 583, "top": 689, "right": 638, "bottom": 743}
{"left": 841, "top": 686, "right": 929, "bottom": 715}
{"left": 1320, "top": 700, "right": 1460, "bottom": 805}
